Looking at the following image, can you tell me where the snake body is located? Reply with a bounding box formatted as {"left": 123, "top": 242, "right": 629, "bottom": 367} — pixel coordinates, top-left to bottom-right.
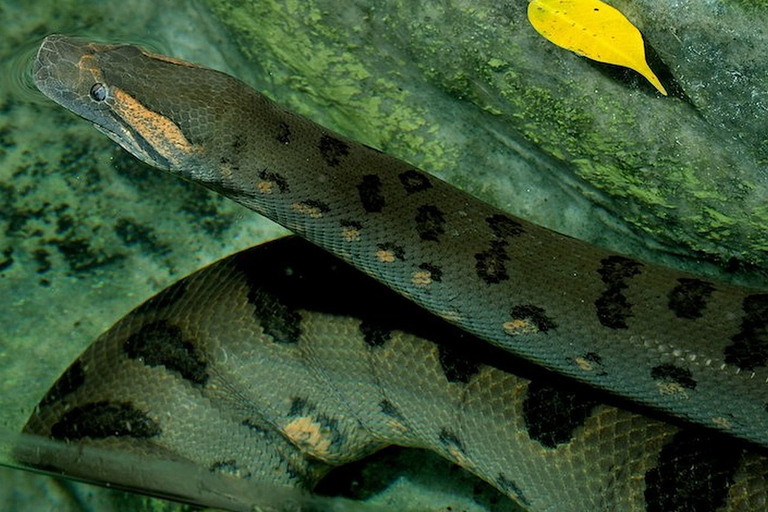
{"left": 24, "top": 35, "right": 768, "bottom": 509}
{"left": 23, "top": 237, "right": 768, "bottom": 510}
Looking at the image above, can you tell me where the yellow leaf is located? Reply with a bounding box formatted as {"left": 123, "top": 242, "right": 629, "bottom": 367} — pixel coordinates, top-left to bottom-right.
{"left": 527, "top": 0, "right": 667, "bottom": 96}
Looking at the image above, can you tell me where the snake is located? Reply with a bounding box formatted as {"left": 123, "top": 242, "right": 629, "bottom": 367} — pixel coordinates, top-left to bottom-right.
{"left": 21, "top": 34, "right": 768, "bottom": 510}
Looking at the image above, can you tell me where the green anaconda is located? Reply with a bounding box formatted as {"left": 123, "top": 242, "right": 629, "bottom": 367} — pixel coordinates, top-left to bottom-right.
{"left": 22, "top": 236, "right": 768, "bottom": 510}
{"left": 21, "top": 34, "right": 768, "bottom": 510}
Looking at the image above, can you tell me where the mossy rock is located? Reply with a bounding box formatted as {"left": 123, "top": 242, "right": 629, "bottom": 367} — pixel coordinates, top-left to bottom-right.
{"left": 202, "top": 0, "right": 768, "bottom": 282}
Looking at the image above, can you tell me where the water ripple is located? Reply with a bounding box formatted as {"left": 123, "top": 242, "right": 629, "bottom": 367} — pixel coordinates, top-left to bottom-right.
{"left": 2, "top": 36, "right": 50, "bottom": 105}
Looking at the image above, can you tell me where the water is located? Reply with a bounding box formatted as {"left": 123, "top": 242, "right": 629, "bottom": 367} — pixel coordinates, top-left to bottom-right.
{"left": 0, "top": 0, "right": 766, "bottom": 511}
{"left": 0, "top": 2, "right": 285, "bottom": 510}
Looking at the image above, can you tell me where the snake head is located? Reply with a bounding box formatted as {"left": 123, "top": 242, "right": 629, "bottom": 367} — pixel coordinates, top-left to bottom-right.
{"left": 33, "top": 35, "right": 239, "bottom": 178}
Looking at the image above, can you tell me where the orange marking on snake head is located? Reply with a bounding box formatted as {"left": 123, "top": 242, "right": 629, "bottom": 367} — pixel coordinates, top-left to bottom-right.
{"left": 77, "top": 54, "right": 104, "bottom": 81}
{"left": 110, "top": 88, "right": 201, "bottom": 167}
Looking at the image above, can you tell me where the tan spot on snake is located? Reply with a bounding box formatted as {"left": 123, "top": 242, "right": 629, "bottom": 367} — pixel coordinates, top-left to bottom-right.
{"left": 341, "top": 225, "right": 361, "bottom": 242}
{"left": 411, "top": 270, "right": 433, "bottom": 287}
{"left": 283, "top": 416, "right": 334, "bottom": 458}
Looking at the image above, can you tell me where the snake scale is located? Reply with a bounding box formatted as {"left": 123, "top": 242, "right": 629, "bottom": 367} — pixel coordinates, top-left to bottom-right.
{"left": 21, "top": 34, "right": 768, "bottom": 510}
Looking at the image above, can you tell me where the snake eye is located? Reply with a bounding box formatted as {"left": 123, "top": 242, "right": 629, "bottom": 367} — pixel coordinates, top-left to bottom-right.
{"left": 89, "top": 83, "right": 107, "bottom": 102}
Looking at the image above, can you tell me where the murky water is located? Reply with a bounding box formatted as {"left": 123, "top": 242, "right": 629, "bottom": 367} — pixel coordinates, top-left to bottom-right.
{"left": 0, "top": 2, "right": 285, "bottom": 510}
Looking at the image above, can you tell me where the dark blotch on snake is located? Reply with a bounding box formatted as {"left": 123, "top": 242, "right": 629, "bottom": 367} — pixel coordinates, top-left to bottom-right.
{"left": 595, "top": 256, "right": 643, "bottom": 329}
{"left": 437, "top": 343, "right": 481, "bottom": 383}
{"left": 276, "top": 121, "right": 292, "bottom": 144}
{"left": 289, "top": 397, "right": 312, "bottom": 416}
{"left": 50, "top": 401, "right": 161, "bottom": 440}
{"left": 418, "top": 262, "right": 443, "bottom": 282}
{"left": 651, "top": 364, "right": 697, "bottom": 390}
{"left": 259, "top": 169, "right": 290, "bottom": 193}
{"left": 475, "top": 240, "right": 510, "bottom": 284}
{"left": 523, "top": 381, "right": 598, "bottom": 448}
{"left": 245, "top": 287, "right": 302, "bottom": 344}
{"left": 340, "top": 219, "right": 363, "bottom": 231}
{"left": 398, "top": 169, "right": 432, "bottom": 194}
{"left": 379, "top": 400, "right": 406, "bottom": 423}
{"left": 219, "top": 154, "right": 240, "bottom": 172}
{"left": 318, "top": 134, "right": 350, "bottom": 167}
{"left": 360, "top": 319, "right": 393, "bottom": 347}
{"left": 414, "top": 204, "right": 445, "bottom": 242}
{"left": 233, "top": 248, "right": 304, "bottom": 344}
{"left": 231, "top": 133, "right": 246, "bottom": 151}
{"left": 357, "top": 174, "right": 385, "bottom": 213}
{"left": 724, "top": 294, "right": 768, "bottom": 371}
{"left": 487, "top": 214, "right": 524, "bottom": 238}
{"left": 124, "top": 320, "right": 208, "bottom": 385}
{"left": 510, "top": 304, "right": 558, "bottom": 333}
{"left": 668, "top": 278, "right": 715, "bottom": 319}
{"left": 496, "top": 474, "right": 531, "bottom": 508}
{"left": 299, "top": 199, "right": 330, "bottom": 215}
{"left": 644, "top": 431, "right": 741, "bottom": 512}
{"left": 438, "top": 428, "right": 467, "bottom": 455}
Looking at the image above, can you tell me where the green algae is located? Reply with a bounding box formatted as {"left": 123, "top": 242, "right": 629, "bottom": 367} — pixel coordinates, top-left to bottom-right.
{"left": 724, "top": 0, "right": 768, "bottom": 9}
{"left": 204, "top": 0, "right": 456, "bottom": 174}
{"left": 201, "top": 0, "right": 768, "bottom": 272}
{"left": 403, "top": 3, "right": 765, "bottom": 266}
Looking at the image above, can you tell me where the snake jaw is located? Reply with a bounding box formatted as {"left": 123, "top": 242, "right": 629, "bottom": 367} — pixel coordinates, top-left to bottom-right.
{"left": 92, "top": 122, "right": 171, "bottom": 171}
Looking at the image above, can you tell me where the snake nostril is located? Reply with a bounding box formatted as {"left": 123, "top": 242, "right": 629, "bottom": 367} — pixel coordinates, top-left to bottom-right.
{"left": 89, "top": 82, "right": 107, "bottom": 102}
